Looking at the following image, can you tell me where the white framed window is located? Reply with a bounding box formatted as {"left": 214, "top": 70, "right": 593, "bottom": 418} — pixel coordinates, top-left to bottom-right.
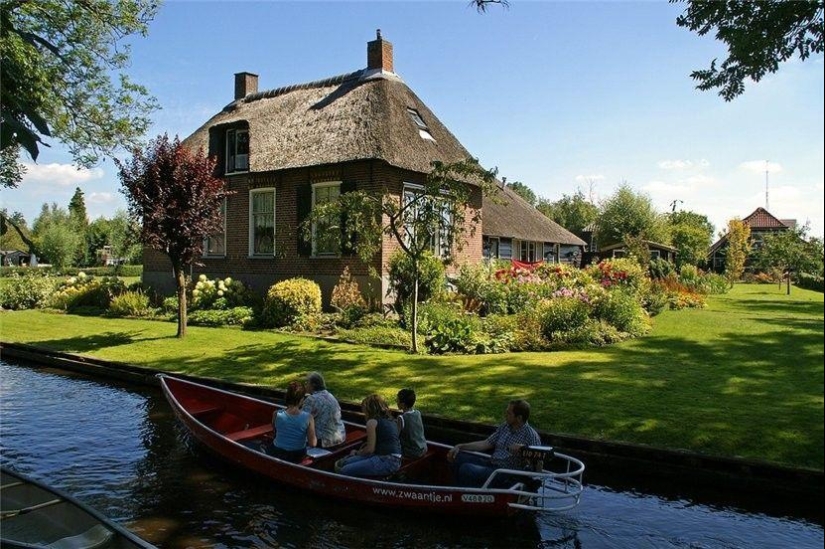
{"left": 403, "top": 183, "right": 452, "bottom": 259}
{"left": 650, "top": 249, "right": 661, "bottom": 259}
{"left": 612, "top": 249, "right": 626, "bottom": 258}
{"left": 312, "top": 182, "right": 341, "bottom": 257}
{"left": 406, "top": 107, "right": 435, "bottom": 142}
{"left": 519, "top": 240, "right": 538, "bottom": 262}
{"left": 204, "top": 199, "right": 227, "bottom": 257}
{"left": 226, "top": 128, "right": 249, "bottom": 173}
{"left": 249, "top": 188, "right": 275, "bottom": 256}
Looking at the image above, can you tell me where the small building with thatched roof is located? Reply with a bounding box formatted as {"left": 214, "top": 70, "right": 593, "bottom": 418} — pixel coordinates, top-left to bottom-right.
{"left": 143, "top": 32, "right": 577, "bottom": 305}
{"left": 482, "top": 185, "right": 586, "bottom": 265}
{"left": 708, "top": 207, "right": 795, "bottom": 272}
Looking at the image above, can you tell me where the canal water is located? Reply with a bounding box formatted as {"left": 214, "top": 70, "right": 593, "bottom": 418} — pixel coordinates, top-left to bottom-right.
{"left": 0, "top": 359, "right": 822, "bottom": 548}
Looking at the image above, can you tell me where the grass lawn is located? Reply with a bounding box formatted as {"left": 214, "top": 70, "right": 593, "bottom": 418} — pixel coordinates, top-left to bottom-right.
{"left": 1, "top": 284, "right": 822, "bottom": 470}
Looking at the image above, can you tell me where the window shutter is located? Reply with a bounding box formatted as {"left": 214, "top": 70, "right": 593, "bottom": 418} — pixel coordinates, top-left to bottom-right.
{"left": 340, "top": 181, "right": 357, "bottom": 256}
{"left": 297, "top": 183, "right": 312, "bottom": 257}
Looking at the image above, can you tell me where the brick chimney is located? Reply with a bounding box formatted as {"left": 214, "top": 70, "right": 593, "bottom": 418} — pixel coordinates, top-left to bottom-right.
{"left": 367, "top": 29, "right": 393, "bottom": 73}
{"left": 234, "top": 72, "right": 259, "bottom": 100}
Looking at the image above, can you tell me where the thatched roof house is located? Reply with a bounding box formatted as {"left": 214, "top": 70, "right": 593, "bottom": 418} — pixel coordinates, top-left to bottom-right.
{"left": 143, "top": 32, "right": 583, "bottom": 304}
{"left": 482, "top": 185, "right": 586, "bottom": 264}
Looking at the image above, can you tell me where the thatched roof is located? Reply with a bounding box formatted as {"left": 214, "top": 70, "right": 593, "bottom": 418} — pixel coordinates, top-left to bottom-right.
{"left": 483, "top": 185, "right": 586, "bottom": 246}
{"left": 183, "top": 70, "right": 473, "bottom": 175}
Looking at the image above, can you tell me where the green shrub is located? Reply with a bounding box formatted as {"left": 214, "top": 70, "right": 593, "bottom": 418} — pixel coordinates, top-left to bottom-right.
{"left": 46, "top": 273, "right": 126, "bottom": 312}
{"left": 188, "top": 306, "right": 255, "bottom": 327}
{"left": 424, "top": 314, "right": 483, "bottom": 355}
{"left": 594, "top": 289, "right": 650, "bottom": 336}
{"left": 263, "top": 278, "right": 322, "bottom": 328}
{"left": 649, "top": 257, "right": 676, "bottom": 280}
{"left": 797, "top": 272, "right": 824, "bottom": 292}
{"left": 108, "top": 290, "right": 153, "bottom": 317}
{"left": 162, "top": 296, "right": 179, "bottom": 313}
{"left": 642, "top": 281, "right": 670, "bottom": 316}
{"left": 703, "top": 273, "right": 729, "bottom": 295}
{"left": 678, "top": 264, "right": 704, "bottom": 291}
{"left": 539, "top": 297, "right": 590, "bottom": 341}
{"left": 387, "top": 250, "right": 445, "bottom": 311}
{"left": 0, "top": 273, "right": 56, "bottom": 309}
{"left": 513, "top": 307, "right": 550, "bottom": 352}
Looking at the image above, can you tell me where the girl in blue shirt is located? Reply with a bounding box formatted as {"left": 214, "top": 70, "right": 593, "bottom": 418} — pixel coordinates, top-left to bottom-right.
{"left": 270, "top": 381, "right": 317, "bottom": 463}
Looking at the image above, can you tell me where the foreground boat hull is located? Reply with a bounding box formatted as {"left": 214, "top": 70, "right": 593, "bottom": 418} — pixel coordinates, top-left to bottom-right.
{"left": 0, "top": 467, "right": 155, "bottom": 549}
{"left": 160, "top": 375, "right": 583, "bottom": 517}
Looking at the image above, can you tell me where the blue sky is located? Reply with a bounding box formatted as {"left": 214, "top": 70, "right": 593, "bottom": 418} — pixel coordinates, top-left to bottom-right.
{"left": 4, "top": 0, "right": 824, "bottom": 238}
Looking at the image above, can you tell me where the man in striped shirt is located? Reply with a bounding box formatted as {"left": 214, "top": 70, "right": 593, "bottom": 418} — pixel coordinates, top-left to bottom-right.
{"left": 446, "top": 399, "right": 541, "bottom": 488}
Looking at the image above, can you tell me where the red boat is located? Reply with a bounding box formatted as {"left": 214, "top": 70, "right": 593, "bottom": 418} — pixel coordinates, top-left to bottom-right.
{"left": 159, "top": 374, "right": 584, "bottom": 517}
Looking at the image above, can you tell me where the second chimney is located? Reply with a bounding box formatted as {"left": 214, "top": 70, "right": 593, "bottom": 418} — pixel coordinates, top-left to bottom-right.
{"left": 367, "top": 29, "right": 393, "bottom": 73}
{"left": 234, "top": 72, "right": 259, "bottom": 100}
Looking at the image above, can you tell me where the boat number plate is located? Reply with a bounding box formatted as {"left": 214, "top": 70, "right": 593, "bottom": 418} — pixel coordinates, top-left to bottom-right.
{"left": 461, "top": 494, "right": 495, "bottom": 503}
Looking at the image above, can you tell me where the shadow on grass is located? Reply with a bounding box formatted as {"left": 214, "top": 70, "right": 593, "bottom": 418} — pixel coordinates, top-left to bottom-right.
{"left": 18, "top": 301, "right": 824, "bottom": 470}
{"left": 29, "top": 331, "right": 172, "bottom": 354}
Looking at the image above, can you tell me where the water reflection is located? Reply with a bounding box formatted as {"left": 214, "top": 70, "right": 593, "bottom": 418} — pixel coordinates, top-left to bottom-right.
{"left": 1, "top": 359, "right": 821, "bottom": 548}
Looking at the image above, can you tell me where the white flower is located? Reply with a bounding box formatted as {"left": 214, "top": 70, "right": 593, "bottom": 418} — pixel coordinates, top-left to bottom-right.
{"left": 217, "top": 290, "right": 224, "bottom": 297}
{"left": 199, "top": 274, "right": 207, "bottom": 282}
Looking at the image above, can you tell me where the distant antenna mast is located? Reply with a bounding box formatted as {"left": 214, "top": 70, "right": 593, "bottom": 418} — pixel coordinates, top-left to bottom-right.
{"left": 765, "top": 160, "right": 770, "bottom": 211}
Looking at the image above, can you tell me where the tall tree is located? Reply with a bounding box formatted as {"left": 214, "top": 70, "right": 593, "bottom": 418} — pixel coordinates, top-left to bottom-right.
{"left": 117, "top": 134, "right": 232, "bottom": 338}
{"left": 674, "top": 0, "right": 824, "bottom": 101}
{"left": 506, "top": 180, "right": 537, "bottom": 206}
{"left": 724, "top": 218, "right": 751, "bottom": 286}
{"left": 31, "top": 202, "right": 81, "bottom": 270}
{"left": 304, "top": 158, "right": 498, "bottom": 353}
{"left": 537, "top": 189, "right": 599, "bottom": 235}
{"left": 108, "top": 209, "right": 143, "bottom": 266}
{"left": 0, "top": 0, "right": 159, "bottom": 182}
{"left": 757, "top": 224, "right": 819, "bottom": 295}
{"left": 68, "top": 187, "right": 90, "bottom": 265}
{"left": 595, "top": 184, "right": 670, "bottom": 249}
{"left": 667, "top": 210, "right": 714, "bottom": 268}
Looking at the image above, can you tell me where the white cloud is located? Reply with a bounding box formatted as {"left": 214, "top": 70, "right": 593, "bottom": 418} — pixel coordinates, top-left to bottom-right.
{"left": 657, "top": 159, "right": 710, "bottom": 171}
{"left": 574, "top": 174, "right": 605, "bottom": 183}
{"left": 739, "top": 160, "right": 783, "bottom": 174}
{"left": 87, "top": 192, "right": 117, "bottom": 205}
{"left": 21, "top": 162, "right": 105, "bottom": 187}
{"left": 657, "top": 160, "right": 692, "bottom": 170}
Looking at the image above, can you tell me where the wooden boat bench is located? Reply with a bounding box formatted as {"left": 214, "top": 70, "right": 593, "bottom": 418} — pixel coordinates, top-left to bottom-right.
{"left": 302, "top": 430, "right": 367, "bottom": 468}
{"left": 227, "top": 424, "right": 273, "bottom": 442}
{"left": 187, "top": 401, "right": 224, "bottom": 419}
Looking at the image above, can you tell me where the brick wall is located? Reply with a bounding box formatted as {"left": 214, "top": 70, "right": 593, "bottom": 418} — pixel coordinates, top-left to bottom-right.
{"left": 142, "top": 159, "right": 484, "bottom": 307}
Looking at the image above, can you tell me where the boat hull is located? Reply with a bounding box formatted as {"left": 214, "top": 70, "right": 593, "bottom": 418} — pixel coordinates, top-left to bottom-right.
{"left": 160, "top": 375, "right": 583, "bottom": 517}
{"left": 0, "top": 467, "right": 155, "bottom": 549}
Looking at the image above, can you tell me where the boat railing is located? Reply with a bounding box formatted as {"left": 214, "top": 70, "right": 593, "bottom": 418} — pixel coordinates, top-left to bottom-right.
{"left": 479, "top": 447, "right": 585, "bottom": 512}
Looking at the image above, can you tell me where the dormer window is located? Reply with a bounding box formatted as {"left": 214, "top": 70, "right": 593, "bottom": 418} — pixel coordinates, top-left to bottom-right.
{"left": 407, "top": 108, "right": 435, "bottom": 142}
{"left": 226, "top": 128, "right": 249, "bottom": 173}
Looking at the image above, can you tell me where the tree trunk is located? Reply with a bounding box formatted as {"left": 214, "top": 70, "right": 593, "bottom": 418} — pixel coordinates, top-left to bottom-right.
{"left": 787, "top": 271, "right": 791, "bottom": 295}
{"left": 173, "top": 264, "right": 188, "bottom": 338}
{"left": 410, "top": 270, "right": 419, "bottom": 354}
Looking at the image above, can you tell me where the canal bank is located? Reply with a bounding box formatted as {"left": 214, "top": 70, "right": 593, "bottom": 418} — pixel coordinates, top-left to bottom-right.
{"left": 2, "top": 341, "right": 822, "bottom": 523}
